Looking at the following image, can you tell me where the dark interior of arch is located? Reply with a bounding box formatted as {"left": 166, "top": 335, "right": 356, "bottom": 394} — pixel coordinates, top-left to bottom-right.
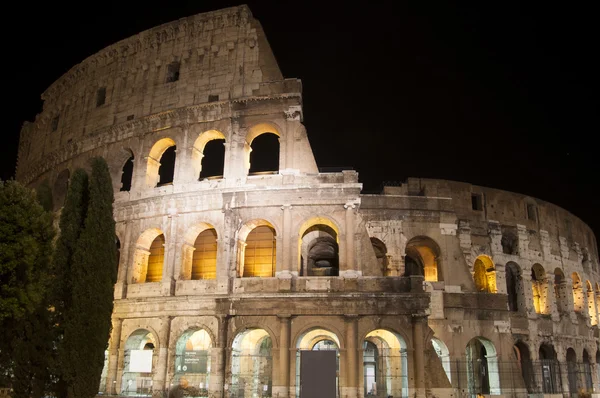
{"left": 158, "top": 146, "right": 176, "bottom": 186}
{"left": 404, "top": 247, "right": 424, "bottom": 277}
{"left": 501, "top": 232, "right": 518, "bottom": 255}
{"left": 199, "top": 139, "right": 225, "bottom": 180}
{"left": 506, "top": 264, "right": 519, "bottom": 311}
{"left": 514, "top": 342, "right": 535, "bottom": 392}
{"left": 307, "top": 236, "right": 339, "bottom": 276}
{"left": 249, "top": 133, "right": 279, "bottom": 174}
{"left": 121, "top": 155, "right": 134, "bottom": 191}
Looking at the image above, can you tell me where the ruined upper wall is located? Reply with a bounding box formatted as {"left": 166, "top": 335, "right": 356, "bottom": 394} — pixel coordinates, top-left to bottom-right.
{"left": 369, "top": 177, "right": 599, "bottom": 263}
{"left": 17, "top": 5, "right": 293, "bottom": 177}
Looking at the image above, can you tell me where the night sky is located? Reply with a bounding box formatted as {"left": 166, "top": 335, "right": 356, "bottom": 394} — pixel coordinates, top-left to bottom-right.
{"left": 2, "top": 2, "right": 597, "bottom": 236}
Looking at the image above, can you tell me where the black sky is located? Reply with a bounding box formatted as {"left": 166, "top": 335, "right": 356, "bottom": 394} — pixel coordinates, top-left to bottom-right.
{"left": 2, "top": 2, "right": 598, "bottom": 236}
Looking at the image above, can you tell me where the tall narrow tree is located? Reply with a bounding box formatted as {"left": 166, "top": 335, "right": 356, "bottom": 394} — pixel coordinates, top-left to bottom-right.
{"left": 52, "top": 169, "right": 88, "bottom": 398}
{"left": 62, "top": 158, "right": 118, "bottom": 398}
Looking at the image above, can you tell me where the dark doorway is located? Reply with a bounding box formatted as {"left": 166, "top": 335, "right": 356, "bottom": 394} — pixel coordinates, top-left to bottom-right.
{"left": 300, "top": 350, "right": 336, "bottom": 398}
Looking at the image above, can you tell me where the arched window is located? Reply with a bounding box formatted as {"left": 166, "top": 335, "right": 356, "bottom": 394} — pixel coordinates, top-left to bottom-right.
{"left": 554, "top": 269, "right": 568, "bottom": 313}
{"left": 505, "top": 262, "right": 524, "bottom": 312}
{"left": 120, "top": 152, "right": 134, "bottom": 192}
{"left": 539, "top": 344, "right": 561, "bottom": 394}
{"left": 157, "top": 146, "right": 176, "bottom": 186}
{"left": 572, "top": 272, "right": 584, "bottom": 312}
{"left": 238, "top": 221, "right": 276, "bottom": 278}
{"left": 586, "top": 281, "right": 597, "bottom": 324}
{"left": 132, "top": 229, "right": 166, "bottom": 284}
{"left": 245, "top": 123, "right": 281, "bottom": 176}
{"left": 192, "top": 130, "right": 226, "bottom": 180}
{"left": 465, "top": 337, "right": 500, "bottom": 396}
{"left": 300, "top": 223, "right": 339, "bottom": 277}
{"left": 231, "top": 329, "right": 272, "bottom": 397}
{"left": 122, "top": 329, "right": 157, "bottom": 394}
{"left": 513, "top": 342, "right": 535, "bottom": 393}
{"left": 370, "top": 238, "right": 389, "bottom": 275}
{"left": 53, "top": 169, "right": 70, "bottom": 211}
{"left": 531, "top": 264, "right": 548, "bottom": 314}
{"left": 473, "top": 255, "right": 496, "bottom": 293}
{"left": 191, "top": 229, "right": 217, "bottom": 280}
{"left": 566, "top": 348, "right": 578, "bottom": 395}
{"left": 146, "top": 138, "right": 176, "bottom": 188}
{"left": 404, "top": 236, "right": 442, "bottom": 282}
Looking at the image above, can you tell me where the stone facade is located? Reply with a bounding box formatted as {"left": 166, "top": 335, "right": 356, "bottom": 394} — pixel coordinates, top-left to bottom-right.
{"left": 16, "top": 5, "right": 600, "bottom": 398}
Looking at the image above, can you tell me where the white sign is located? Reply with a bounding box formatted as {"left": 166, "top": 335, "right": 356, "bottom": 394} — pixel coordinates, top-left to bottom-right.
{"left": 130, "top": 350, "right": 153, "bottom": 373}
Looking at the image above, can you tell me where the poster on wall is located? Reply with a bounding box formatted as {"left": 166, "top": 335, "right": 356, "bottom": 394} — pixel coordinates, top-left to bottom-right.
{"left": 180, "top": 350, "right": 208, "bottom": 373}
{"left": 130, "top": 350, "right": 153, "bottom": 373}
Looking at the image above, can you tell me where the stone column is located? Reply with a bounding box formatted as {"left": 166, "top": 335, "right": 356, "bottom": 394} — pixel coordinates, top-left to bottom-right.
{"left": 210, "top": 315, "right": 229, "bottom": 398}
{"left": 154, "top": 316, "right": 172, "bottom": 392}
{"left": 115, "top": 221, "right": 133, "bottom": 299}
{"left": 279, "top": 205, "right": 293, "bottom": 276}
{"left": 162, "top": 207, "right": 178, "bottom": 296}
{"left": 343, "top": 202, "right": 357, "bottom": 276}
{"left": 106, "top": 317, "right": 123, "bottom": 395}
{"left": 343, "top": 315, "right": 358, "bottom": 398}
{"left": 412, "top": 314, "right": 427, "bottom": 398}
{"left": 273, "top": 315, "right": 291, "bottom": 397}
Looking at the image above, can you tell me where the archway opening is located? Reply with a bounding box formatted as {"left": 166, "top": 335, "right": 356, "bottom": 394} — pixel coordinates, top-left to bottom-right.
{"left": 296, "top": 328, "right": 341, "bottom": 398}
{"left": 199, "top": 139, "right": 225, "bottom": 180}
{"left": 583, "top": 349, "right": 593, "bottom": 392}
{"left": 554, "top": 269, "right": 568, "bottom": 313}
{"left": 174, "top": 329, "right": 212, "bottom": 393}
{"left": 505, "top": 262, "right": 524, "bottom": 312}
{"left": 157, "top": 146, "right": 176, "bottom": 186}
{"left": 362, "top": 329, "right": 408, "bottom": 398}
{"left": 122, "top": 329, "right": 157, "bottom": 395}
{"left": 473, "top": 255, "right": 496, "bottom": 293}
{"left": 231, "top": 329, "right": 272, "bottom": 398}
{"left": 539, "top": 344, "right": 561, "bottom": 394}
{"left": 531, "top": 264, "right": 547, "bottom": 314}
{"left": 146, "top": 138, "right": 176, "bottom": 188}
{"left": 191, "top": 229, "right": 217, "bottom": 280}
{"left": 572, "top": 273, "right": 584, "bottom": 312}
{"left": 513, "top": 341, "right": 535, "bottom": 393}
{"left": 370, "top": 238, "right": 389, "bottom": 276}
{"left": 132, "top": 229, "right": 165, "bottom": 284}
{"left": 53, "top": 169, "right": 70, "bottom": 211}
{"left": 404, "top": 236, "right": 441, "bottom": 282}
{"left": 300, "top": 224, "right": 339, "bottom": 277}
{"left": 586, "top": 281, "right": 597, "bottom": 325}
{"left": 239, "top": 222, "right": 276, "bottom": 278}
{"left": 566, "top": 348, "right": 578, "bottom": 395}
{"left": 465, "top": 337, "right": 500, "bottom": 396}
{"left": 120, "top": 152, "right": 134, "bottom": 192}
{"left": 432, "top": 338, "right": 451, "bottom": 383}
{"left": 249, "top": 133, "right": 279, "bottom": 175}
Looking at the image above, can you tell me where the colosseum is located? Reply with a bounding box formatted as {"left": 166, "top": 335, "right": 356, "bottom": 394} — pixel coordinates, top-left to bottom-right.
{"left": 15, "top": 5, "right": 600, "bottom": 398}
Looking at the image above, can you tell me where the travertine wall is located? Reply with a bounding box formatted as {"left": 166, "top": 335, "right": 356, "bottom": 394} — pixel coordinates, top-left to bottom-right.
{"left": 15, "top": 5, "right": 600, "bottom": 398}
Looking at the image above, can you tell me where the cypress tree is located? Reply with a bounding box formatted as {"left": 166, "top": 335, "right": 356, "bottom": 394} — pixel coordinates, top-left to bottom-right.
{"left": 52, "top": 169, "right": 89, "bottom": 398}
{"left": 0, "top": 180, "right": 55, "bottom": 396}
{"left": 62, "top": 157, "right": 117, "bottom": 398}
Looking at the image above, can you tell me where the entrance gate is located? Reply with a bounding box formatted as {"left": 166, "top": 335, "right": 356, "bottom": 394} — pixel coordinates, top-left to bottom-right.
{"left": 300, "top": 350, "right": 337, "bottom": 398}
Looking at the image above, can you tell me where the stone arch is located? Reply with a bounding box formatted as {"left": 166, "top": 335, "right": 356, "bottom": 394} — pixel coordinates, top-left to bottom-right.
{"left": 566, "top": 347, "right": 578, "bottom": 395}
{"left": 237, "top": 220, "right": 277, "bottom": 278}
{"left": 513, "top": 340, "right": 535, "bottom": 393}
{"left": 506, "top": 262, "right": 525, "bottom": 312}
{"left": 539, "top": 343, "right": 561, "bottom": 393}
{"left": 572, "top": 272, "right": 585, "bottom": 312}
{"left": 121, "top": 329, "right": 158, "bottom": 395}
{"left": 192, "top": 129, "right": 226, "bottom": 180}
{"left": 586, "top": 280, "right": 597, "bottom": 325}
{"left": 53, "top": 168, "right": 70, "bottom": 211}
{"left": 295, "top": 327, "right": 342, "bottom": 397}
{"left": 404, "top": 236, "right": 442, "bottom": 282}
{"left": 361, "top": 329, "right": 408, "bottom": 398}
{"left": 431, "top": 337, "right": 451, "bottom": 383}
{"left": 173, "top": 328, "right": 213, "bottom": 390}
{"left": 146, "top": 138, "right": 176, "bottom": 188}
{"left": 245, "top": 122, "right": 282, "bottom": 175}
{"left": 531, "top": 263, "right": 548, "bottom": 314}
{"left": 120, "top": 148, "right": 134, "bottom": 192}
{"left": 582, "top": 348, "right": 593, "bottom": 391}
{"left": 180, "top": 223, "right": 218, "bottom": 280}
{"left": 370, "top": 238, "right": 389, "bottom": 276}
{"left": 473, "top": 255, "right": 496, "bottom": 293}
{"left": 230, "top": 328, "right": 273, "bottom": 397}
{"left": 132, "top": 228, "right": 166, "bottom": 284}
{"left": 554, "top": 268, "right": 569, "bottom": 313}
{"left": 465, "top": 337, "right": 501, "bottom": 395}
{"left": 298, "top": 217, "right": 340, "bottom": 277}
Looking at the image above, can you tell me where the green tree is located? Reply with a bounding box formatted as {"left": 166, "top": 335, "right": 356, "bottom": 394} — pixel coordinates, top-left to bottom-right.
{"left": 0, "top": 180, "right": 55, "bottom": 395}
{"left": 52, "top": 169, "right": 89, "bottom": 398}
{"left": 61, "top": 158, "right": 117, "bottom": 398}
